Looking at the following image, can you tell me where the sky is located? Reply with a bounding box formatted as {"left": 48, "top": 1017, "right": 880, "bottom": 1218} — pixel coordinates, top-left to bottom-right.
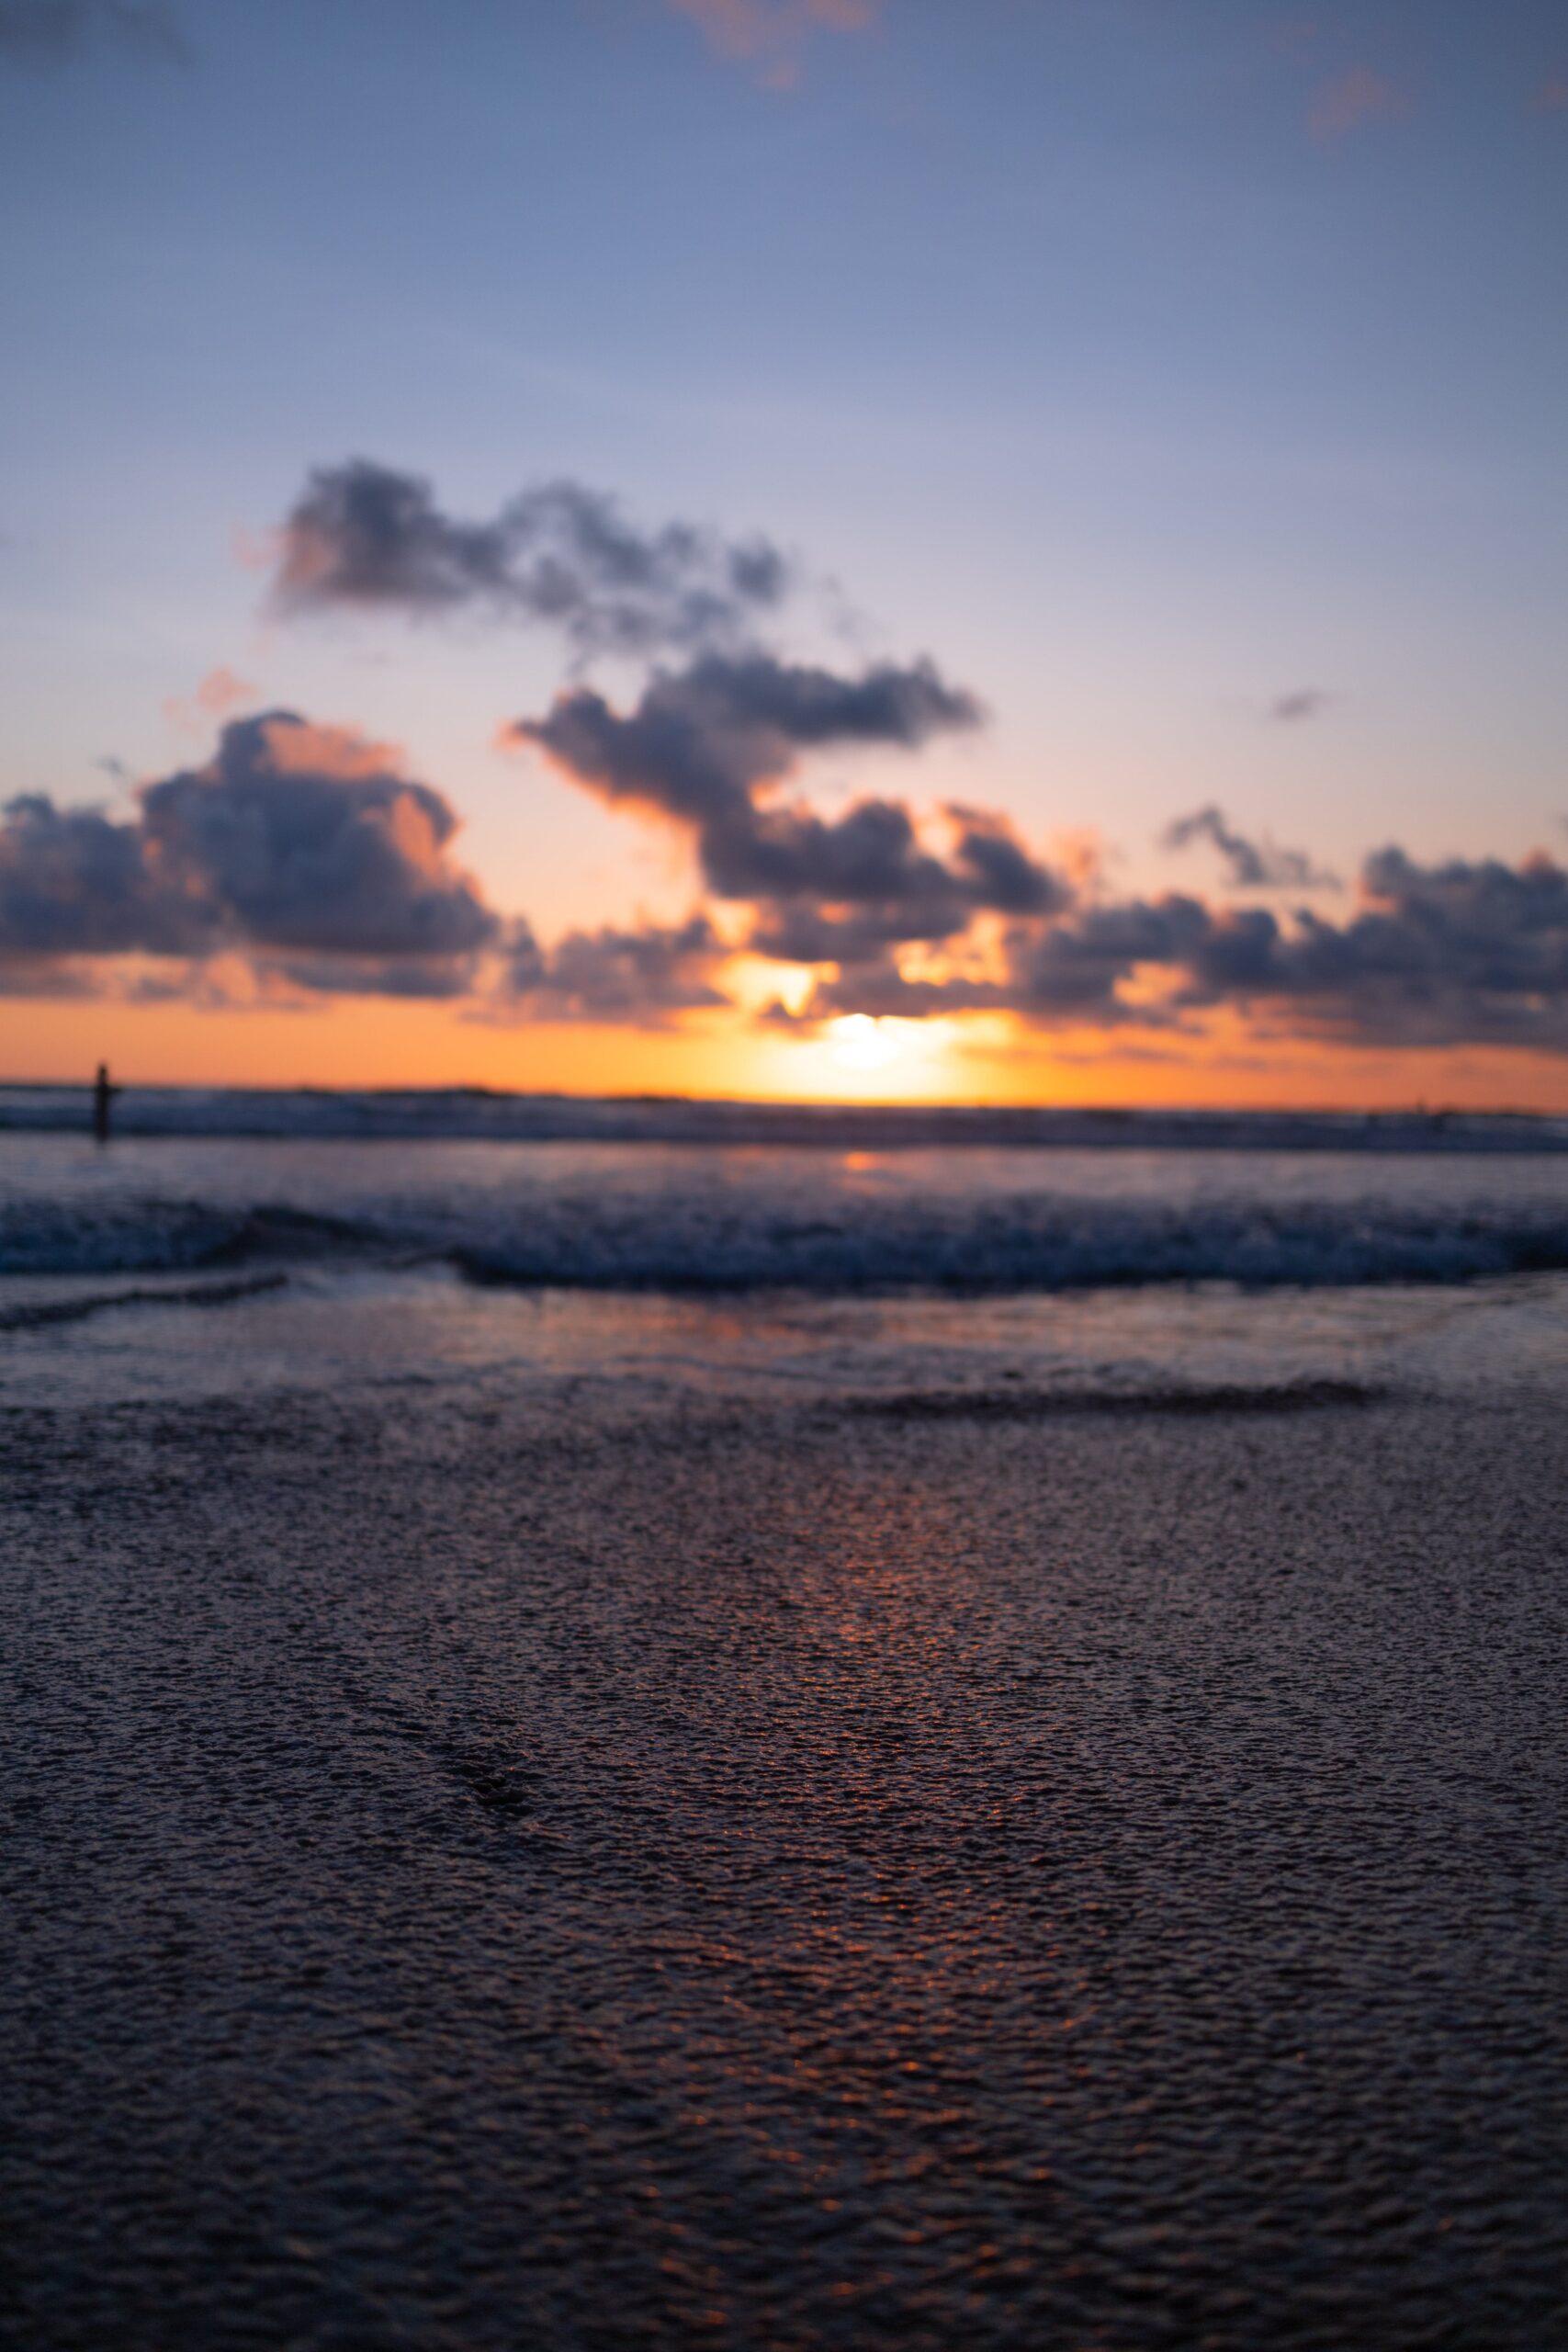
{"left": 1, "top": 0, "right": 1565, "bottom": 1105}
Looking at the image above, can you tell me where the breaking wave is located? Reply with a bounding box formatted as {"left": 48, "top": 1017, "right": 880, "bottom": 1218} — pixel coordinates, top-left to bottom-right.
{"left": 5, "top": 1188, "right": 1568, "bottom": 1292}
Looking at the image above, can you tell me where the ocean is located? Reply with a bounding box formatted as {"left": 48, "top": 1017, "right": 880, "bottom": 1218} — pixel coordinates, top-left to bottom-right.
{"left": 4, "top": 1086, "right": 1568, "bottom": 1411}
{"left": 4, "top": 1089, "right": 1566, "bottom": 2348}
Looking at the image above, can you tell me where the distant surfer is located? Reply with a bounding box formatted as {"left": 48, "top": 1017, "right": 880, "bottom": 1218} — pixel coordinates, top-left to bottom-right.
{"left": 93, "top": 1062, "right": 119, "bottom": 1146}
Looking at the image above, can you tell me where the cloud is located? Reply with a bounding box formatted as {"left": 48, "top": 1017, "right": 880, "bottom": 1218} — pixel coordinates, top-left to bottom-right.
{"left": 0, "top": 710, "right": 740, "bottom": 1023}
{"left": 1162, "top": 804, "right": 1338, "bottom": 891}
{"left": 13, "top": 686, "right": 1564, "bottom": 1058}
{"left": 793, "top": 846, "right": 1568, "bottom": 1052}
{"left": 666, "top": 0, "right": 877, "bottom": 85}
{"left": 513, "top": 650, "right": 982, "bottom": 832}
{"left": 0, "top": 790, "right": 207, "bottom": 959}
{"left": 273, "top": 460, "right": 794, "bottom": 660}
{"left": 1308, "top": 64, "right": 1409, "bottom": 142}
{"left": 0, "top": 711, "right": 498, "bottom": 993}
{"left": 140, "top": 715, "right": 498, "bottom": 961}
{"left": 946, "top": 803, "right": 1069, "bottom": 915}
{"left": 1529, "top": 76, "right": 1568, "bottom": 114}
{"left": 765, "top": 960, "right": 1014, "bottom": 1025}
{"left": 162, "top": 665, "right": 260, "bottom": 733}
{"left": 509, "top": 650, "right": 1059, "bottom": 957}
{"left": 1302, "top": 845, "right": 1568, "bottom": 1046}
{"left": 0, "top": 949, "right": 111, "bottom": 999}
{"left": 1164, "top": 846, "right": 1568, "bottom": 1049}
{"left": 253, "top": 954, "right": 487, "bottom": 1001}
{"left": 0, "top": 0, "right": 186, "bottom": 65}
{"left": 1270, "top": 687, "right": 1330, "bottom": 723}
{"left": 497, "top": 913, "right": 730, "bottom": 1023}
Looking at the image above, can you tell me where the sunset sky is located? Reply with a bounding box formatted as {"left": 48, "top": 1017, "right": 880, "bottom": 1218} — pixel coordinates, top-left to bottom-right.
{"left": 2, "top": 0, "right": 1565, "bottom": 1104}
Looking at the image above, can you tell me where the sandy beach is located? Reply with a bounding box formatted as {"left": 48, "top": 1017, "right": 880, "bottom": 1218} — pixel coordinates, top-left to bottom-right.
{"left": 4, "top": 1369, "right": 1563, "bottom": 2350}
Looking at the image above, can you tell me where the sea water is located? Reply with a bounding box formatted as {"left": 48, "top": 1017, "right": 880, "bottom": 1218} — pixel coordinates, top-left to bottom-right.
{"left": 3, "top": 1090, "right": 1566, "bottom": 1411}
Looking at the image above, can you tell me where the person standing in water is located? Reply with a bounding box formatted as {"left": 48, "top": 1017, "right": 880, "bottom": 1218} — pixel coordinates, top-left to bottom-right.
{"left": 93, "top": 1062, "right": 119, "bottom": 1146}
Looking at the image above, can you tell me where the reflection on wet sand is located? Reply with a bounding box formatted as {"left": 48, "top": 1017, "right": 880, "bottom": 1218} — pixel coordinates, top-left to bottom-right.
{"left": 2, "top": 1371, "right": 1562, "bottom": 2346}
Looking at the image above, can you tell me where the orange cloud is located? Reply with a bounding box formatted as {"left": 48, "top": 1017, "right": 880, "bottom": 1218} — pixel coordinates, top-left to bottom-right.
{"left": 256, "top": 713, "right": 409, "bottom": 782}
{"left": 163, "top": 665, "right": 259, "bottom": 734}
{"left": 667, "top": 0, "right": 878, "bottom": 85}
{"left": 1309, "top": 64, "right": 1410, "bottom": 142}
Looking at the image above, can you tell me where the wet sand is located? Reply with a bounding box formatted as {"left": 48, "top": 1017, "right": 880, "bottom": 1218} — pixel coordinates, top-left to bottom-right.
{"left": 2, "top": 1378, "right": 1564, "bottom": 2349}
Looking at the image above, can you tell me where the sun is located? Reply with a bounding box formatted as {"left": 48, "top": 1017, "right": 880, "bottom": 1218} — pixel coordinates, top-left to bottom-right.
{"left": 785, "top": 1012, "right": 960, "bottom": 1099}
{"left": 829, "top": 1013, "right": 900, "bottom": 1074}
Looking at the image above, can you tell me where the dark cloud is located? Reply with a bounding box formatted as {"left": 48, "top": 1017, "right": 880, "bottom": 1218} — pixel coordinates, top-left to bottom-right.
{"left": 140, "top": 713, "right": 496, "bottom": 961}
{"left": 0, "top": 791, "right": 207, "bottom": 957}
{"left": 498, "top": 914, "right": 729, "bottom": 1023}
{"left": 1014, "top": 895, "right": 1213, "bottom": 1020}
{"left": 512, "top": 650, "right": 1051, "bottom": 956}
{"left": 1270, "top": 688, "right": 1331, "bottom": 723}
{"left": 1162, "top": 803, "right": 1338, "bottom": 890}
{"left": 0, "top": 0, "right": 186, "bottom": 63}
{"left": 947, "top": 804, "right": 1067, "bottom": 915}
{"left": 778, "top": 847, "right": 1568, "bottom": 1053}
{"left": 769, "top": 960, "right": 1015, "bottom": 1024}
{"left": 788, "top": 898, "right": 1206, "bottom": 1028}
{"left": 0, "top": 951, "right": 106, "bottom": 999}
{"left": 1069, "top": 848, "right": 1568, "bottom": 1046}
{"left": 1172, "top": 853, "right": 1555, "bottom": 1043}
{"left": 0, "top": 720, "right": 754, "bottom": 1018}
{"left": 13, "top": 684, "right": 1562, "bottom": 1058}
{"left": 0, "top": 712, "right": 497, "bottom": 993}
{"left": 257, "top": 956, "right": 484, "bottom": 1001}
{"left": 514, "top": 652, "right": 980, "bottom": 828}
{"left": 1268, "top": 846, "right": 1568, "bottom": 1046}
{"left": 274, "top": 461, "right": 794, "bottom": 659}
{"left": 745, "top": 898, "right": 962, "bottom": 967}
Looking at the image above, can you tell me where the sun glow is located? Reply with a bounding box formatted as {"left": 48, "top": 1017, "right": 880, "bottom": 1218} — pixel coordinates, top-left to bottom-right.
{"left": 828, "top": 1013, "right": 898, "bottom": 1072}
{"left": 754, "top": 1012, "right": 962, "bottom": 1100}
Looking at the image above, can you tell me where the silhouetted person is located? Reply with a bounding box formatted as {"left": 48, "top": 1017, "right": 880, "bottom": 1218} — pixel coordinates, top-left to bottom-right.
{"left": 93, "top": 1062, "right": 119, "bottom": 1146}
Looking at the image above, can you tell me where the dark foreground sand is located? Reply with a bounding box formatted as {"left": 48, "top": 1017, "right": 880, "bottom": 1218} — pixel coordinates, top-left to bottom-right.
{"left": 2, "top": 1377, "right": 1564, "bottom": 2351}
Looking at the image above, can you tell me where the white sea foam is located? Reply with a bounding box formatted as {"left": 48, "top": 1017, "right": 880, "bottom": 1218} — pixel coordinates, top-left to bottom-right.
{"left": 2, "top": 1123, "right": 1566, "bottom": 1291}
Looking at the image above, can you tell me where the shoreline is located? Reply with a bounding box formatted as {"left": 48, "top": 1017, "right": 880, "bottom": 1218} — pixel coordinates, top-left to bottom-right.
{"left": 3, "top": 1374, "right": 1563, "bottom": 2348}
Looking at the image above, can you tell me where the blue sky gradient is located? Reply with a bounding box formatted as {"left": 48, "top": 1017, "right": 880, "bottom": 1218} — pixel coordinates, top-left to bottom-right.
{"left": 2, "top": 0, "right": 1565, "bottom": 1097}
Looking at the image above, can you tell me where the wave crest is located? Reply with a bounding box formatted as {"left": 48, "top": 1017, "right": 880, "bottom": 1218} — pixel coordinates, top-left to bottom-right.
{"left": 6, "top": 1191, "right": 1567, "bottom": 1292}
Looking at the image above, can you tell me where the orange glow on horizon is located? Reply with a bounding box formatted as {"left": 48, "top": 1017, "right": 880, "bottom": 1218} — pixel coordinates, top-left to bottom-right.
{"left": 5, "top": 991, "right": 1568, "bottom": 1114}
